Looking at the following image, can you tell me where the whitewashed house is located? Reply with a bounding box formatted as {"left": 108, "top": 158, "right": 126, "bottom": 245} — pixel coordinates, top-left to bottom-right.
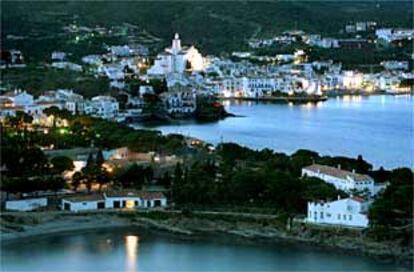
{"left": 51, "top": 62, "right": 83, "bottom": 72}
{"left": 139, "top": 85, "right": 155, "bottom": 97}
{"left": 82, "top": 55, "right": 103, "bottom": 66}
{"left": 1, "top": 90, "right": 34, "bottom": 107}
{"left": 61, "top": 191, "right": 167, "bottom": 212}
{"left": 306, "top": 196, "right": 369, "bottom": 228}
{"left": 61, "top": 194, "right": 106, "bottom": 212}
{"left": 51, "top": 51, "right": 66, "bottom": 61}
{"left": 160, "top": 86, "right": 197, "bottom": 115}
{"left": 91, "top": 96, "right": 119, "bottom": 119}
{"left": 302, "top": 164, "right": 375, "bottom": 196}
{"left": 104, "top": 191, "right": 167, "bottom": 209}
{"left": 5, "top": 198, "right": 48, "bottom": 211}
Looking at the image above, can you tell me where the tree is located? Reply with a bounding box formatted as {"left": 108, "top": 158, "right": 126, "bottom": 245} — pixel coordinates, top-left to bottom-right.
{"left": 6, "top": 111, "right": 33, "bottom": 129}
{"left": 43, "top": 106, "right": 72, "bottom": 127}
{"left": 72, "top": 171, "right": 84, "bottom": 191}
{"left": 51, "top": 156, "right": 74, "bottom": 174}
{"left": 86, "top": 152, "right": 95, "bottom": 168}
{"left": 115, "top": 164, "right": 145, "bottom": 189}
{"left": 96, "top": 170, "right": 111, "bottom": 191}
{"left": 369, "top": 168, "right": 413, "bottom": 244}
{"left": 95, "top": 150, "right": 105, "bottom": 167}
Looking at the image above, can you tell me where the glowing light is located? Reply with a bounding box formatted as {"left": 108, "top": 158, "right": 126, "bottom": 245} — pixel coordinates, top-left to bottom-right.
{"left": 126, "top": 200, "right": 135, "bottom": 209}
{"left": 125, "top": 235, "right": 139, "bottom": 272}
{"left": 102, "top": 163, "right": 113, "bottom": 173}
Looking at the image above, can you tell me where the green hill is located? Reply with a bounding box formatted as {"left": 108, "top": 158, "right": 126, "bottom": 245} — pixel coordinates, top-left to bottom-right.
{"left": 2, "top": 1, "right": 412, "bottom": 59}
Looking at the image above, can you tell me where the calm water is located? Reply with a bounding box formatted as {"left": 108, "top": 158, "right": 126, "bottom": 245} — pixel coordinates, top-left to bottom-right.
{"left": 1, "top": 229, "right": 407, "bottom": 271}
{"left": 138, "top": 95, "right": 413, "bottom": 169}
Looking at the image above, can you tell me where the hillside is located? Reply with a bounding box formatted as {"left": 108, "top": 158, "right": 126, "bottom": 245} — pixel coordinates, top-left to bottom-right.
{"left": 2, "top": 0, "right": 412, "bottom": 60}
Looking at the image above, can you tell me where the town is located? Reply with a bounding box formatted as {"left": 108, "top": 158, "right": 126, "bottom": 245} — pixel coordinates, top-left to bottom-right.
{"left": 1, "top": 21, "right": 413, "bottom": 125}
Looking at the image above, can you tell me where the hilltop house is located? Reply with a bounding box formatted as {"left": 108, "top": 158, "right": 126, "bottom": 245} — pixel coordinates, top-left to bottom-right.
{"left": 306, "top": 196, "right": 370, "bottom": 228}
{"left": 302, "top": 164, "right": 376, "bottom": 196}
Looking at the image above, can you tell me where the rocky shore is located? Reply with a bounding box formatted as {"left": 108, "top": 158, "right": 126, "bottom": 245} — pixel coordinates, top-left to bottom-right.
{"left": 1, "top": 211, "right": 412, "bottom": 267}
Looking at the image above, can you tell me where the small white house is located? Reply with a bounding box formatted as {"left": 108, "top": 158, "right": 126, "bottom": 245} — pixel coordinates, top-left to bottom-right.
{"left": 104, "top": 191, "right": 167, "bottom": 209}
{"left": 302, "top": 164, "right": 375, "bottom": 196}
{"left": 5, "top": 198, "right": 48, "bottom": 211}
{"left": 61, "top": 194, "right": 106, "bottom": 212}
{"left": 90, "top": 96, "right": 119, "bottom": 119}
{"left": 61, "top": 191, "right": 167, "bottom": 212}
{"left": 306, "top": 196, "right": 369, "bottom": 228}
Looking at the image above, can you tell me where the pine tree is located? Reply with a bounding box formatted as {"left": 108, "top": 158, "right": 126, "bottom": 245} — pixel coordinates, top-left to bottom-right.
{"left": 96, "top": 150, "right": 105, "bottom": 167}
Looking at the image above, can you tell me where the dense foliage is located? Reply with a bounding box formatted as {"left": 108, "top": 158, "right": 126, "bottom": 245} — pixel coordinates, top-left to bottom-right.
{"left": 2, "top": 1, "right": 412, "bottom": 59}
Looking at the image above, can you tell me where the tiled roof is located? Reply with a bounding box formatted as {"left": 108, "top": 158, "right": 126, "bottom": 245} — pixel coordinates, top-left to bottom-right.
{"left": 351, "top": 196, "right": 366, "bottom": 203}
{"left": 105, "top": 190, "right": 165, "bottom": 200}
{"left": 303, "top": 164, "right": 372, "bottom": 181}
{"left": 63, "top": 194, "right": 105, "bottom": 202}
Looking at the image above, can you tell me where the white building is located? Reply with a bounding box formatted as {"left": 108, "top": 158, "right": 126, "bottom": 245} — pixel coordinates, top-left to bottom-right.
{"left": 61, "top": 191, "right": 167, "bottom": 212}
{"left": 147, "top": 33, "right": 204, "bottom": 76}
{"left": 139, "top": 85, "right": 155, "bottom": 97}
{"left": 381, "top": 61, "right": 409, "bottom": 71}
{"left": 82, "top": 55, "right": 103, "bottom": 66}
{"left": 306, "top": 196, "right": 369, "bottom": 228}
{"left": 5, "top": 198, "right": 48, "bottom": 211}
{"left": 376, "top": 28, "right": 414, "bottom": 43}
{"left": 91, "top": 96, "right": 119, "bottom": 119}
{"left": 51, "top": 62, "right": 83, "bottom": 72}
{"left": 108, "top": 45, "right": 132, "bottom": 57}
{"left": 61, "top": 194, "right": 106, "bottom": 212}
{"left": 51, "top": 51, "right": 66, "bottom": 61}
{"left": 302, "top": 164, "right": 375, "bottom": 196}
{"left": 104, "top": 191, "right": 167, "bottom": 209}
{"left": 1, "top": 90, "right": 34, "bottom": 107}
{"left": 160, "top": 86, "right": 197, "bottom": 115}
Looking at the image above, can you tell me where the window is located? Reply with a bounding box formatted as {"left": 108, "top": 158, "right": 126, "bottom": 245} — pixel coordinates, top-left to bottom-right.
{"left": 343, "top": 214, "right": 346, "bottom": 220}
{"left": 320, "top": 212, "right": 324, "bottom": 219}
{"left": 337, "top": 214, "right": 341, "bottom": 220}
{"left": 326, "top": 213, "right": 331, "bottom": 217}
{"left": 83, "top": 202, "right": 87, "bottom": 206}
{"left": 349, "top": 215, "right": 352, "bottom": 221}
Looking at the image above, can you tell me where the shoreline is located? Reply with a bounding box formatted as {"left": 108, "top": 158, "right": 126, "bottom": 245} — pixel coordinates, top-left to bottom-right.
{"left": 219, "top": 96, "right": 328, "bottom": 103}
{"left": 1, "top": 211, "right": 412, "bottom": 268}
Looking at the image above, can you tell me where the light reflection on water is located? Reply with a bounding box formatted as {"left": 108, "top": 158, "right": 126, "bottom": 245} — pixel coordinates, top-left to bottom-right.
{"left": 1, "top": 230, "right": 407, "bottom": 271}
{"left": 125, "top": 235, "right": 139, "bottom": 272}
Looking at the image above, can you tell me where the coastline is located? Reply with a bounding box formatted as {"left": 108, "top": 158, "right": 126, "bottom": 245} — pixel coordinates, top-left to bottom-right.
{"left": 1, "top": 211, "right": 412, "bottom": 268}
{"left": 219, "top": 96, "right": 328, "bottom": 103}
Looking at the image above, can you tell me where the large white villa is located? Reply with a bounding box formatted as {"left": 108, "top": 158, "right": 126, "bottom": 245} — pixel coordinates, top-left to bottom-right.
{"left": 306, "top": 196, "right": 370, "bottom": 228}
{"left": 147, "top": 33, "right": 204, "bottom": 76}
{"left": 302, "top": 164, "right": 377, "bottom": 196}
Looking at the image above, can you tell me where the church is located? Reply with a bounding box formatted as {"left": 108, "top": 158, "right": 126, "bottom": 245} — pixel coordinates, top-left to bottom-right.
{"left": 147, "top": 33, "right": 204, "bottom": 76}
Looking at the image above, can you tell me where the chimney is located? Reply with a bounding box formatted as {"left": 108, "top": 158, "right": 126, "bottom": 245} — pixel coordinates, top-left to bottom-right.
{"left": 337, "top": 164, "right": 341, "bottom": 169}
